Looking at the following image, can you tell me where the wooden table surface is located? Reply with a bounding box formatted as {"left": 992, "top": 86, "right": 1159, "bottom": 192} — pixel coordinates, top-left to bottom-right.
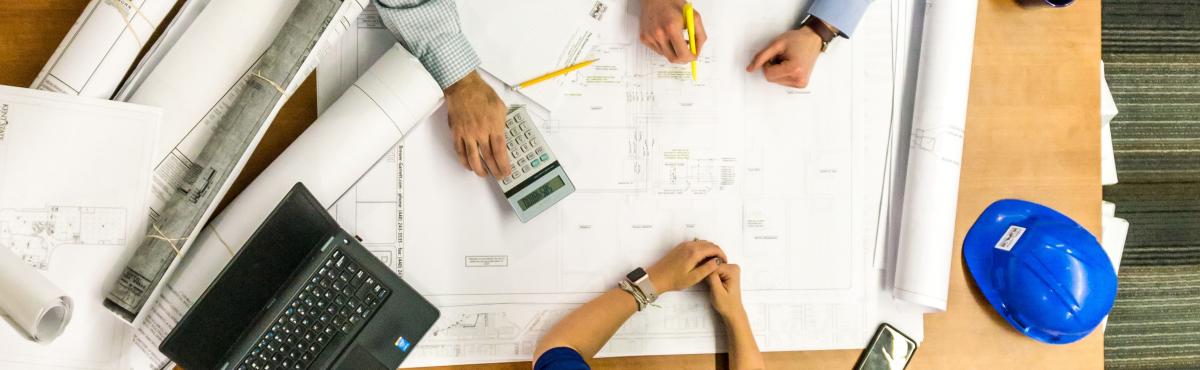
{"left": 0, "top": 0, "right": 1100, "bottom": 368}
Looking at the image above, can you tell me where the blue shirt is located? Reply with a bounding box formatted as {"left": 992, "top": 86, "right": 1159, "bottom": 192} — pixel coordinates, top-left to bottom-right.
{"left": 534, "top": 347, "right": 590, "bottom": 370}
{"left": 809, "top": 0, "right": 874, "bottom": 38}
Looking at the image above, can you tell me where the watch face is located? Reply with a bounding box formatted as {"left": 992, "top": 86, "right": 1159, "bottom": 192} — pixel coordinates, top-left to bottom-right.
{"left": 626, "top": 268, "right": 647, "bottom": 282}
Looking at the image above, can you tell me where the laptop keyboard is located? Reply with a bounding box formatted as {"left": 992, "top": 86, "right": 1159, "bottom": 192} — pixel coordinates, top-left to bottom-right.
{"left": 236, "top": 249, "right": 392, "bottom": 370}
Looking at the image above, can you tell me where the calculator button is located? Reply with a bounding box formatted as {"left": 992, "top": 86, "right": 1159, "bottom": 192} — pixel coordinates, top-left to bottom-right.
{"left": 529, "top": 138, "right": 540, "bottom": 147}
{"left": 536, "top": 147, "right": 545, "bottom": 154}
{"left": 518, "top": 158, "right": 528, "bottom": 166}
{"left": 524, "top": 132, "right": 535, "bottom": 139}
{"left": 503, "top": 178, "right": 512, "bottom": 185}
{"left": 526, "top": 153, "right": 536, "bottom": 161}
{"left": 510, "top": 151, "right": 517, "bottom": 159}
{"left": 522, "top": 165, "right": 532, "bottom": 173}
{"left": 540, "top": 153, "right": 550, "bottom": 162}
{"left": 521, "top": 144, "right": 532, "bottom": 153}
{"left": 515, "top": 136, "right": 526, "bottom": 144}
{"left": 519, "top": 123, "right": 528, "bottom": 130}
{"left": 507, "top": 141, "right": 515, "bottom": 149}
{"left": 531, "top": 159, "right": 541, "bottom": 167}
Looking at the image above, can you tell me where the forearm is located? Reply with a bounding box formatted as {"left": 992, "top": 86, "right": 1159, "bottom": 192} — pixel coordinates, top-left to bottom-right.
{"left": 724, "top": 310, "right": 765, "bottom": 370}
{"left": 374, "top": 0, "right": 480, "bottom": 89}
{"left": 534, "top": 288, "right": 638, "bottom": 360}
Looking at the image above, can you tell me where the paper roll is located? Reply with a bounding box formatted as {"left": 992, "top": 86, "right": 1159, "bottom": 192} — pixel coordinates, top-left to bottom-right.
{"left": 208, "top": 45, "right": 443, "bottom": 249}
{"left": 0, "top": 248, "right": 72, "bottom": 344}
{"left": 893, "top": 0, "right": 979, "bottom": 311}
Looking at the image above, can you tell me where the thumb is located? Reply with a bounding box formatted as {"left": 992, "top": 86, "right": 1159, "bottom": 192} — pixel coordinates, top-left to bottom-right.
{"left": 706, "top": 269, "right": 725, "bottom": 296}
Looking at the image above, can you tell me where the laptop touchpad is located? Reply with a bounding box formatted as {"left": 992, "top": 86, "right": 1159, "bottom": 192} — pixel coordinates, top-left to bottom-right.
{"left": 334, "top": 346, "right": 389, "bottom": 370}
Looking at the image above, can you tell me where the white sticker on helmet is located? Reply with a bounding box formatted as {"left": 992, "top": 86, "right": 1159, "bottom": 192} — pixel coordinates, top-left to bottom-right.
{"left": 994, "top": 225, "right": 1026, "bottom": 252}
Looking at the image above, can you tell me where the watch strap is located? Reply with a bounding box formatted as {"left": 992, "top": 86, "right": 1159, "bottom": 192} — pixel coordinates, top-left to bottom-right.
{"left": 802, "top": 15, "right": 837, "bottom": 52}
{"left": 621, "top": 267, "right": 659, "bottom": 311}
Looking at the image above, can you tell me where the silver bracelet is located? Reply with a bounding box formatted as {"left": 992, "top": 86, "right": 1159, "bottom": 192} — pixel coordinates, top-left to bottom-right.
{"left": 618, "top": 280, "right": 649, "bottom": 311}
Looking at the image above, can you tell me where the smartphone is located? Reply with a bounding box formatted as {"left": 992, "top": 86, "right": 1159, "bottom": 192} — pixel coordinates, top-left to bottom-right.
{"left": 854, "top": 323, "right": 918, "bottom": 370}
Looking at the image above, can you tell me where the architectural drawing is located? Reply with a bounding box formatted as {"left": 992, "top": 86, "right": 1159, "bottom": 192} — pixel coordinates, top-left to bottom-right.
{"left": 0, "top": 207, "right": 126, "bottom": 269}
{"left": 330, "top": 145, "right": 405, "bottom": 274}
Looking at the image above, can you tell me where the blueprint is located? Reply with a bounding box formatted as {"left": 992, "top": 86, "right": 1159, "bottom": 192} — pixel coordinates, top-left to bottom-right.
{"left": 0, "top": 207, "right": 126, "bottom": 270}
{"left": 308, "top": 0, "right": 921, "bottom": 366}
{"left": 329, "top": 146, "right": 406, "bottom": 274}
{"left": 106, "top": 0, "right": 369, "bottom": 323}
{"left": 0, "top": 85, "right": 158, "bottom": 370}
{"left": 32, "top": 0, "right": 180, "bottom": 98}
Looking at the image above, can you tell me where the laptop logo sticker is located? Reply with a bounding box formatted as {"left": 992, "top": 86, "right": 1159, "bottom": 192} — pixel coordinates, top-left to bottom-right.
{"left": 394, "top": 336, "right": 411, "bottom": 352}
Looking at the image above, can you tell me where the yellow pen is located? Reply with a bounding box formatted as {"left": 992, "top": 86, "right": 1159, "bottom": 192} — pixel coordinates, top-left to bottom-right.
{"left": 684, "top": 2, "right": 697, "bottom": 80}
{"left": 515, "top": 59, "right": 599, "bottom": 90}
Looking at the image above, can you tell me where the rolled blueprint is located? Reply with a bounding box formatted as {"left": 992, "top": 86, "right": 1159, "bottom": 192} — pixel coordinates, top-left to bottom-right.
{"left": 32, "top": 0, "right": 179, "bottom": 98}
{"left": 106, "top": 0, "right": 362, "bottom": 323}
{"left": 893, "top": 0, "right": 979, "bottom": 311}
{"left": 207, "top": 45, "right": 443, "bottom": 251}
{"left": 0, "top": 248, "right": 72, "bottom": 344}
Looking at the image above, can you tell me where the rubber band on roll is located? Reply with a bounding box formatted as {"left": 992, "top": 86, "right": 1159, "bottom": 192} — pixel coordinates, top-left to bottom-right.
{"left": 105, "top": 0, "right": 150, "bottom": 46}
{"left": 146, "top": 223, "right": 186, "bottom": 255}
{"left": 250, "top": 72, "right": 287, "bottom": 94}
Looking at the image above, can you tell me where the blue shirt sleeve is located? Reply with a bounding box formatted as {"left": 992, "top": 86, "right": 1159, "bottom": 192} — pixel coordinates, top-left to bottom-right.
{"left": 374, "top": 0, "right": 481, "bottom": 89}
{"left": 534, "top": 347, "right": 590, "bottom": 370}
{"left": 807, "top": 0, "right": 874, "bottom": 38}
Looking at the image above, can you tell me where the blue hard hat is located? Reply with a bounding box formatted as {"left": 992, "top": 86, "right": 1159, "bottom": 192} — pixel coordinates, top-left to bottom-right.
{"left": 963, "top": 199, "right": 1118, "bottom": 344}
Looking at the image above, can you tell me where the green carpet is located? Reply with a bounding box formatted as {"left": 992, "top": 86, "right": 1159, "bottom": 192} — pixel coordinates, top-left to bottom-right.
{"left": 1103, "top": 0, "right": 1200, "bottom": 369}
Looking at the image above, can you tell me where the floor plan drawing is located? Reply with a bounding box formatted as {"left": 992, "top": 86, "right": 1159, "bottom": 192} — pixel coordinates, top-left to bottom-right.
{"left": 0, "top": 206, "right": 127, "bottom": 269}
{"left": 311, "top": 0, "right": 916, "bottom": 366}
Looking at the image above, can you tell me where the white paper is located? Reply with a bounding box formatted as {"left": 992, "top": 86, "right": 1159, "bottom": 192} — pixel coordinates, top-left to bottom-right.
{"left": 32, "top": 0, "right": 179, "bottom": 99}
{"left": 892, "top": 0, "right": 979, "bottom": 312}
{"left": 457, "top": 0, "right": 607, "bottom": 110}
{"left": 1101, "top": 64, "right": 1119, "bottom": 186}
{"left": 114, "top": 0, "right": 213, "bottom": 102}
{"left": 1102, "top": 201, "right": 1128, "bottom": 273}
{"left": 0, "top": 85, "right": 158, "bottom": 369}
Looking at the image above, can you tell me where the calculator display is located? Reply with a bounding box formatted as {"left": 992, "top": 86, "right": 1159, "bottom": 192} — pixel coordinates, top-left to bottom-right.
{"left": 518, "top": 177, "right": 566, "bottom": 211}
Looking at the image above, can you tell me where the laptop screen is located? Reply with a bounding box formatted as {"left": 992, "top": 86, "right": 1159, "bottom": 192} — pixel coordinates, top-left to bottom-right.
{"left": 160, "top": 184, "right": 338, "bottom": 370}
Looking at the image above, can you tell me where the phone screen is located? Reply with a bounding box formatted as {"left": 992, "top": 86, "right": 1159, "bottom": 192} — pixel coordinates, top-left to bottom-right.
{"left": 855, "top": 324, "right": 918, "bottom": 370}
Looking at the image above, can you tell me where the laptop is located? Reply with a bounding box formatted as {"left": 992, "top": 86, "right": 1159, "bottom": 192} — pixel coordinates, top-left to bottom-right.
{"left": 160, "top": 183, "right": 439, "bottom": 370}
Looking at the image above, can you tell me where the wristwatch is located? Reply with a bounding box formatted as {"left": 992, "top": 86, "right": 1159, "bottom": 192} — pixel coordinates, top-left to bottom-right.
{"left": 624, "top": 267, "right": 659, "bottom": 305}
{"left": 800, "top": 15, "right": 838, "bottom": 52}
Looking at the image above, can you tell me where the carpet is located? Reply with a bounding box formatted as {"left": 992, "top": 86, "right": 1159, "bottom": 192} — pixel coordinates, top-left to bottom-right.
{"left": 1103, "top": 0, "right": 1200, "bottom": 368}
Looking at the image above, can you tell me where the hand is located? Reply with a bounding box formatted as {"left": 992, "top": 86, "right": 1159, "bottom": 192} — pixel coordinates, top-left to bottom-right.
{"left": 639, "top": 0, "right": 707, "bottom": 64}
{"left": 646, "top": 240, "right": 727, "bottom": 293}
{"left": 706, "top": 263, "right": 745, "bottom": 319}
{"left": 745, "top": 26, "right": 825, "bottom": 89}
{"left": 444, "top": 71, "right": 512, "bottom": 178}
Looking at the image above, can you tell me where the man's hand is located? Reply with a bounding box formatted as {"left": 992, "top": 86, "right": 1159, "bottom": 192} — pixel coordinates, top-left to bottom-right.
{"left": 647, "top": 240, "right": 727, "bottom": 293}
{"left": 639, "top": 0, "right": 707, "bottom": 64}
{"left": 706, "top": 263, "right": 745, "bottom": 319}
{"left": 746, "top": 26, "right": 825, "bottom": 89}
{"left": 444, "top": 71, "right": 511, "bottom": 179}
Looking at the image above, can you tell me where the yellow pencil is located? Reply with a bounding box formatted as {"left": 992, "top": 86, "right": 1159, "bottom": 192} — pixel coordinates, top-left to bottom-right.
{"left": 684, "top": 2, "right": 697, "bottom": 80}
{"left": 515, "top": 59, "right": 599, "bottom": 90}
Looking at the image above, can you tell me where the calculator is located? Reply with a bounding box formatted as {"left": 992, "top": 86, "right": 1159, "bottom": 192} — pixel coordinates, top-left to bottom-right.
{"left": 497, "top": 106, "right": 575, "bottom": 222}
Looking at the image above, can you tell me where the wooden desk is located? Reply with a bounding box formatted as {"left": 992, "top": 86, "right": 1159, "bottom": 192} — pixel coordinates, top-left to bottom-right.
{"left": 0, "top": 0, "right": 1099, "bottom": 368}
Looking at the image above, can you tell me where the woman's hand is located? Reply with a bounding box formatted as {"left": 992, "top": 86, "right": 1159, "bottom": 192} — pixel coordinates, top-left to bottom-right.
{"left": 706, "top": 263, "right": 745, "bottom": 319}
{"left": 646, "top": 240, "right": 727, "bottom": 293}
